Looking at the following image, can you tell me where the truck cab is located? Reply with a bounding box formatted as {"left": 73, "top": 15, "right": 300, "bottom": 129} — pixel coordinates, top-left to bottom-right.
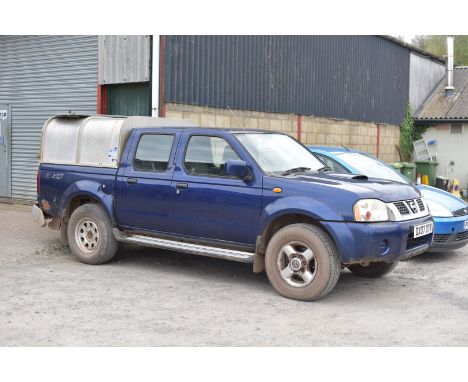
{"left": 33, "top": 115, "right": 434, "bottom": 301}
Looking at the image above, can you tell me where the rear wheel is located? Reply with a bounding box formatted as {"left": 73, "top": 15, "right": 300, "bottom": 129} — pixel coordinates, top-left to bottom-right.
{"left": 67, "top": 203, "right": 117, "bottom": 265}
{"left": 347, "top": 261, "right": 398, "bottom": 278}
{"left": 265, "top": 223, "right": 341, "bottom": 301}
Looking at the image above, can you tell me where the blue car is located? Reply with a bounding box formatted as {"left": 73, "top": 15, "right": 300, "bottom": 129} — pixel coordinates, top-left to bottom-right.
{"left": 309, "top": 146, "right": 468, "bottom": 252}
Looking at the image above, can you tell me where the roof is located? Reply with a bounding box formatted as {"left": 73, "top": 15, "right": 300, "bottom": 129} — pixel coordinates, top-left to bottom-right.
{"left": 307, "top": 145, "right": 354, "bottom": 154}
{"left": 416, "top": 67, "right": 468, "bottom": 122}
{"left": 380, "top": 36, "right": 445, "bottom": 64}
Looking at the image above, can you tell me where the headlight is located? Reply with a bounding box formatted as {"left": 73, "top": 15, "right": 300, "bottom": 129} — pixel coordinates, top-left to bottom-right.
{"left": 426, "top": 200, "right": 453, "bottom": 217}
{"left": 353, "top": 199, "right": 389, "bottom": 222}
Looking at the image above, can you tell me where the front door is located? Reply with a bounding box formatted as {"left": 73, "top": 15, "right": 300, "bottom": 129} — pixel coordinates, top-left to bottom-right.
{"left": 170, "top": 132, "right": 263, "bottom": 246}
{"left": 0, "top": 104, "right": 11, "bottom": 197}
{"left": 114, "top": 129, "right": 180, "bottom": 233}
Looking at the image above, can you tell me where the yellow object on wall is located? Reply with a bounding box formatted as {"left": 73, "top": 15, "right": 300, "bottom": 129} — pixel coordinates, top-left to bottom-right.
{"left": 421, "top": 175, "right": 429, "bottom": 185}
{"left": 451, "top": 178, "right": 461, "bottom": 198}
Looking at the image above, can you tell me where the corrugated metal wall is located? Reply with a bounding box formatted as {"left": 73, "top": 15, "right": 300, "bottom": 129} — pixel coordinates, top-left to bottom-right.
{"left": 409, "top": 52, "right": 445, "bottom": 113}
{"left": 164, "top": 35, "right": 411, "bottom": 126}
{"left": 98, "top": 35, "right": 151, "bottom": 85}
{"left": 0, "top": 35, "right": 98, "bottom": 199}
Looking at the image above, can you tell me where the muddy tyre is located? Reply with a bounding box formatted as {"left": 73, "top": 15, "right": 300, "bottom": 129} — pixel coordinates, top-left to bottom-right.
{"left": 67, "top": 203, "right": 117, "bottom": 265}
{"left": 265, "top": 223, "right": 341, "bottom": 301}
{"left": 347, "top": 261, "right": 398, "bottom": 278}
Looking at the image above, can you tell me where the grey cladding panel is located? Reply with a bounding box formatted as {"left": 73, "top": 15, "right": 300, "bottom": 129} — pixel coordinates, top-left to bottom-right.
{"left": 99, "top": 35, "right": 151, "bottom": 85}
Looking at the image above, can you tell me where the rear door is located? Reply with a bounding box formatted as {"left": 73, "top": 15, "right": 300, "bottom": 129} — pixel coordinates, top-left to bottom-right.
{"left": 114, "top": 129, "right": 180, "bottom": 233}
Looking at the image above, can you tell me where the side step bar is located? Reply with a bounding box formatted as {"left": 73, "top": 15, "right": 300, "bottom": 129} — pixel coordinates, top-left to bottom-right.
{"left": 113, "top": 229, "right": 255, "bottom": 263}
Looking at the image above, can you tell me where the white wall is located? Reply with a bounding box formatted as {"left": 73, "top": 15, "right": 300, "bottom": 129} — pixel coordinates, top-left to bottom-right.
{"left": 422, "top": 124, "right": 468, "bottom": 191}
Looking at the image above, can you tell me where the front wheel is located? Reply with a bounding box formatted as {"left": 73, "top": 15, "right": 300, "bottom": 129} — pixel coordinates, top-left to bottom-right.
{"left": 67, "top": 203, "right": 117, "bottom": 265}
{"left": 265, "top": 223, "right": 341, "bottom": 301}
{"left": 347, "top": 261, "right": 398, "bottom": 278}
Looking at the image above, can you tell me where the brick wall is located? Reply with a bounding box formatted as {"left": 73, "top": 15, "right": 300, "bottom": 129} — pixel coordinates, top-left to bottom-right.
{"left": 165, "top": 103, "right": 400, "bottom": 162}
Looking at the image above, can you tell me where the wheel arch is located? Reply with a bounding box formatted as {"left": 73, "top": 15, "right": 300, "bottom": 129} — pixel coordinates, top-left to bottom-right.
{"left": 60, "top": 181, "right": 115, "bottom": 225}
{"left": 253, "top": 212, "right": 339, "bottom": 273}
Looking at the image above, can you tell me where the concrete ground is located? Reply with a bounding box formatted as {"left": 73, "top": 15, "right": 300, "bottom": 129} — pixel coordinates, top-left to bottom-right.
{"left": 1, "top": 203, "right": 467, "bottom": 346}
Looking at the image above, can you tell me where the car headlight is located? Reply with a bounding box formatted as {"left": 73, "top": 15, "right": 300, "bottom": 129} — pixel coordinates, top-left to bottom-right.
{"left": 353, "top": 199, "right": 389, "bottom": 222}
{"left": 426, "top": 199, "right": 453, "bottom": 217}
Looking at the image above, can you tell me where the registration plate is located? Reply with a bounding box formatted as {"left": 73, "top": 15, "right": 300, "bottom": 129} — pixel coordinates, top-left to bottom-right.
{"left": 413, "top": 222, "right": 433, "bottom": 238}
{"left": 464, "top": 220, "right": 468, "bottom": 230}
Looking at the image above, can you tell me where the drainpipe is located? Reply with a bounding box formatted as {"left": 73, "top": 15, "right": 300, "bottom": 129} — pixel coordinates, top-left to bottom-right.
{"left": 159, "top": 36, "right": 166, "bottom": 117}
{"left": 151, "top": 35, "right": 160, "bottom": 117}
{"left": 445, "top": 36, "right": 455, "bottom": 97}
{"left": 297, "top": 114, "right": 302, "bottom": 142}
{"left": 376, "top": 124, "right": 381, "bottom": 159}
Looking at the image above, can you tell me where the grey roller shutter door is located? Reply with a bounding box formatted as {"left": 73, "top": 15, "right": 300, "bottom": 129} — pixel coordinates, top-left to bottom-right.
{"left": 0, "top": 35, "right": 98, "bottom": 199}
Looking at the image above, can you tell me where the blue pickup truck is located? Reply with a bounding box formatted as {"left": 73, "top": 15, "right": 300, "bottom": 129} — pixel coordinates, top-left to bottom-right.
{"left": 33, "top": 115, "right": 433, "bottom": 301}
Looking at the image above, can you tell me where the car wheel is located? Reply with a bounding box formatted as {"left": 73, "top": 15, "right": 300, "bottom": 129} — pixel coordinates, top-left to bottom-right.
{"left": 67, "top": 203, "right": 117, "bottom": 265}
{"left": 265, "top": 223, "right": 341, "bottom": 301}
{"left": 347, "top": 261, "right": 398, "bottom": 278}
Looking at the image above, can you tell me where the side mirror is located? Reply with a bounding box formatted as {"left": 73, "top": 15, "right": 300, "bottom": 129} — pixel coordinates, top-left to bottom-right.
{"left": 225, "top": 159, "right": 250, "bottom": 179}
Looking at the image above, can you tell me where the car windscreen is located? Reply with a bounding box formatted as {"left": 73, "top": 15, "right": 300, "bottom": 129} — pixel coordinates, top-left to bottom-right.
{"left": 235, "top": 133, "right": 324, "bottom": 174}
{"left": 337, "top": 152, "right": 410, "bottom": 184}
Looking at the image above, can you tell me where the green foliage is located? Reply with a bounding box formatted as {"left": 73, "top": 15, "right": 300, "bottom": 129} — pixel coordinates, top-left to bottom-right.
{"left": 411, "top": 35, "right": 468, "bottom": 66}
{"left": 399, "top": 103, "right": 415, "bottom": 161}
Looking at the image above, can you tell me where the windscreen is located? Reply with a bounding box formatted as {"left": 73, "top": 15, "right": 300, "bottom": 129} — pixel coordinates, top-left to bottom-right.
{"left": 235, "top": 133, "right": 324, "bottom": 174}
{"left": 337, "top": 152, "right": 410, "bottom": 184}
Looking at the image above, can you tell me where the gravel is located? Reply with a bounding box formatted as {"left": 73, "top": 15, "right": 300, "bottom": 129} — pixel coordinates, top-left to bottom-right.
{"left": 1, "top": 202, "right": 467, "bottom": 346}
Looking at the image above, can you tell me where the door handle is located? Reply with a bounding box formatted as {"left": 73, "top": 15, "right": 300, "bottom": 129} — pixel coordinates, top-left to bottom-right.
{"left": 126, "top": 178, "right": 138, "bottom": 184}
{"left": 176, "top": 182, "right": 188, "bottom": 190}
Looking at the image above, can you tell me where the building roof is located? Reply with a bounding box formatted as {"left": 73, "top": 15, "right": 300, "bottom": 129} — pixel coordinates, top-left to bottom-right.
{"left": 415, "top": 67, "right": 468, "bottom": 122}
{"left": 381, "top": 36, "right": 445, "bottom": 64}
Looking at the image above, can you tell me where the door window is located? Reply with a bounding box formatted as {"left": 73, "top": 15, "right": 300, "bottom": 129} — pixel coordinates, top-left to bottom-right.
{"left": 184, "top": 135, "right": 241, "bottom": 177}
{"left": 134, "top": 134, "right": 175, "bottom": 171}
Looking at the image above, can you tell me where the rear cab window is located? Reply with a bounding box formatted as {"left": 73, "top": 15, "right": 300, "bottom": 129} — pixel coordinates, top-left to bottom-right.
{"left": 133, "top": 134, "right": 175, "bottom": 172}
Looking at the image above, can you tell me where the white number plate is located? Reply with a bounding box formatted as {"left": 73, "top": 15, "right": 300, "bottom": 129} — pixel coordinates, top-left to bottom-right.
{"left": 413, "top": 222, "right": 433, "bottom": 238}
{"left": 464, "top": 220, "right": 468, "bottom": 230}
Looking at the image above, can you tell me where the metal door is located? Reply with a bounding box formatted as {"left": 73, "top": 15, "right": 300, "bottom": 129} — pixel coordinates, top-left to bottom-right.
{"left": 0, "top": 104, "right": 11, "bottom": 197}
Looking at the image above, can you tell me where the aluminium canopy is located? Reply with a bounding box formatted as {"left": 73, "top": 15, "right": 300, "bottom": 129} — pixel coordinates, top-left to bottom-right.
{"left": 40, "top": 115, "right": 196, "bottom": 168}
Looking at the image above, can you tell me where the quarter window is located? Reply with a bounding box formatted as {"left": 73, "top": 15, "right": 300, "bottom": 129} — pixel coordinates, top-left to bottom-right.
{"left": 184, "top": 135, "right": 241, "bottom": 177}
{"left": 134, "top": 134, "right": 175, "bottom": 171}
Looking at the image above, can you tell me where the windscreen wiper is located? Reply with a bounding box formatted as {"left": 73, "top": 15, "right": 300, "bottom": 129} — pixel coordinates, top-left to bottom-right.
{"left": 317, "top": 166, "right": 332, "bottom": 172}
{"left": 281, "top": 167, "right": 311, "bottom": 176}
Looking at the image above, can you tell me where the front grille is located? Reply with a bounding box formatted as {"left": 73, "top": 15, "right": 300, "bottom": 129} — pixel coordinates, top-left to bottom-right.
{"left": 433, "top": 234, "right": 450, "bottom": 244}
{"left": 416, "top": 199, "right": 425, "bottom": 211}
{"left": 453, "top": 207, "right": 468, "bottom": 217}
{"left": 406, "top": 232, "right": 432, "bottom": 249}
{"left": 394, "top": 201, "right": 410, "bottom": 215}
{"left": 455, "top": 231, "right": 468, "bottom": 241}
{"left": 392, "top": 198, "right": 426, "bottom": 219}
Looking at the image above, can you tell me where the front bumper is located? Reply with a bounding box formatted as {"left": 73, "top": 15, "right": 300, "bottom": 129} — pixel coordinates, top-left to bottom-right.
{"left": 429, "top": 215, "right": 468, "bottom": 251}
{"left": 322, "top": 215, "right": 434, "bottom": 265}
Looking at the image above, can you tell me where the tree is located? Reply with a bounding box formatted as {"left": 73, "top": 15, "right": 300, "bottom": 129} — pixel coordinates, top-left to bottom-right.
{"left": 411, "top": 35, "right": 468, "bottom": 66}
{"left": 399, "top": 103, "right": 415, "bottom": 162}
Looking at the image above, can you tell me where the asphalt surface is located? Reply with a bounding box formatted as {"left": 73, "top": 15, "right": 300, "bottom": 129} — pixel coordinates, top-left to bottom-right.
{"left": 1, "top": 202, "right": 467, "bottom": 346}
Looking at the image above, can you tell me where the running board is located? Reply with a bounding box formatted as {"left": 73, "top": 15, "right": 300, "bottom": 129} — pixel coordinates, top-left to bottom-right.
{"left": 114, "top": 230, "right": 255, "bottom": 263}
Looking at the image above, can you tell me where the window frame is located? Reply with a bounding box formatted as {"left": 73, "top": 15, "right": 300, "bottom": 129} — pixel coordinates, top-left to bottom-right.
{"left": 182, "top": 134, "right": 246, "bottom": 179}
{"left": 315, "top": 153, "right": 350, "bottom": 174}
{"left": 132, "top": 132, "right": 177, "bottom": 173}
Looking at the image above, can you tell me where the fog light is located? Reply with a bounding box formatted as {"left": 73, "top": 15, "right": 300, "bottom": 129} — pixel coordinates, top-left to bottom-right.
{"left": 379, "top": 240, "right": 389, "bottom": 255}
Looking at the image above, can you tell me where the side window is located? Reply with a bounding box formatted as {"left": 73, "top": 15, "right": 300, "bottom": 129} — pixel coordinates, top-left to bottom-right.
{"left": 184, "top": 135, "right": 241, "bottom": 177}
{"left": 316, "top": 154, "right": 348, "bottom": 173}
{"left": 134, "top": 134, "right": 175, "bottom": 171}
